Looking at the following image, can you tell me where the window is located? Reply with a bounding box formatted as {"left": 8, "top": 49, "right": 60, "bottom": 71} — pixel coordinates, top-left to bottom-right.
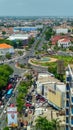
{"left": 71, "top": 108, "right": 73, "bottom": 114}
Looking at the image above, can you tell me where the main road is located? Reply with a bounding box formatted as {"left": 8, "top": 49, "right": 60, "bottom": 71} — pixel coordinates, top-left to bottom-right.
{"left": 0, "top": 25, "right": 48, "bottom": 129}
{"left": 2, "top": 25, "right": 48, "bottom": 76}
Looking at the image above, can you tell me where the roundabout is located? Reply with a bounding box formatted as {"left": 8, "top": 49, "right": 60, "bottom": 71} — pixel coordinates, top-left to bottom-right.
{"left": 28, "top": 56, "right": 58, "bottom": 68}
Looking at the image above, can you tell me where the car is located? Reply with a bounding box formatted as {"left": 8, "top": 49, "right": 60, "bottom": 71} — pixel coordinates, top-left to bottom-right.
{"left": 6, "top": 84, "right": 12, "bottom": 91}
{"left": 0, "top": 101, "right": 2, "bottom": 105}
{"left": 24, "top": 112, "right": 28, "bottom": 117}
{"left": 0, "top": 105, "right": 4, "bottom": 109}
{"left": 39, "top": 98, "right": 45, "bottom": 102}
{"left": 3, "top": 110, "right": 6, "bottom": 114}
{"left": 25, "top": 103, "right": 32, "bottom": 107}
{"left": 7, "top": 102, "right": 11, "bottom": 106}
{"left": 29, "top": 106, "right": 35, "bottom": 109}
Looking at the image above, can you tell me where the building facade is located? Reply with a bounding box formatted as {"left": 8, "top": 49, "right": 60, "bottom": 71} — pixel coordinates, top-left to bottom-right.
{"left": 0, "top": 43, "right": 14, "bottom": 55}
{"left": 66, "top": 65, "right": 73, "bottom": 130}
{"left": 36, "top": 73, "right": 65, "bottom": 109}
{"left": 56, "top": 28, "right": 68, "bottom": 34}
{"left": 58, "top": 38, "right": 71, "bottom": 48}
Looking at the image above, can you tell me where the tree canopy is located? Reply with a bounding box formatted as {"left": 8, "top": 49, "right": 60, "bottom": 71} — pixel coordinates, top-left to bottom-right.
{"left": 0, "top": 64, "right": 13, "bottom": 90}
{"left": 35, "top": 116, "right": 60, "bottom": 130}
{"left": 45, "top": 27, "right": 55, "bottom": 41}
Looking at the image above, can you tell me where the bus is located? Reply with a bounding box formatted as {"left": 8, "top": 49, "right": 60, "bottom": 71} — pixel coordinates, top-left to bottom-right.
{"left": 6, "top": 88, "right": 13, "bottom": 98}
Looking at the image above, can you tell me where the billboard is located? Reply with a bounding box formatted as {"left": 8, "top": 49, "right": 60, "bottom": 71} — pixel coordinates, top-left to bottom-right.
{"left": 7, "top": 107, "right": 18, "bottom": 127}
{"left": 57, "top": 60, "right": 65, "bottom": 74}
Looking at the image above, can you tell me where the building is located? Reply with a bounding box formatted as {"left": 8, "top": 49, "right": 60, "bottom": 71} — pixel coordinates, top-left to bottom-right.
{"left": 14, "top": 25, "right": 43, "bottom": 32}
{"left": 36, "top": 73, "right": 65, "bottom": 109}
{"left": 58, "top": 38, "right": 71, "bottom": 48}
{"left": 65, "top": 65, "right": 73, "bottom": 130}
{"left": 14, "top": 27, "right": 37, "bottom": 32}
{"left": 0, "top": 43, "right": 14, "bottom": 55}
{"left": 55, "top": 28, "right": 68, "bottom": 34}
{"left": 51, "top": 35, "right": 62, "bottom": 45}
{"left": 8, "top": 34, "right": 29, "bottom": 41}
{"left": 53, "top": 26, "right": 68, "bottom": 34}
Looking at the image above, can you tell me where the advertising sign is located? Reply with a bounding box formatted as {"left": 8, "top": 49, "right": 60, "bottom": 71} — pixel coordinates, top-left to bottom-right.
{"left": 57, "top": 60, "right": 65, "bottom": 74}
{"left": 7, "top": 107, "right": 18, "bottom": 127}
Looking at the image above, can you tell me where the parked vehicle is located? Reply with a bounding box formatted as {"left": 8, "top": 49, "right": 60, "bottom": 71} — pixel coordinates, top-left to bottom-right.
{"left": 5, "top": 88, "right": 13, "bottom": 98}
{"left": 6, "top": 84, "right": 12, "bottom": 91}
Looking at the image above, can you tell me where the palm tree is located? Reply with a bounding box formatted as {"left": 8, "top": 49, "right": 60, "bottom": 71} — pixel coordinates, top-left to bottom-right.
{"left": 35, "top": 116, "right": 54, "bottom": 130}
{"left": 52, "top": 118, "right": 60, "bottom": 130}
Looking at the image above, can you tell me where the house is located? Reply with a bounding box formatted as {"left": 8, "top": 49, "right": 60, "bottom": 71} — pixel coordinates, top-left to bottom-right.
{"left": 0, "top": 43, "right": 14, "bottom": 55}
{"left": 58, "top": 38, "right": 71, "bottom": 48}
{"left": 51, "top": 35, "right": 62, "bottom": 45}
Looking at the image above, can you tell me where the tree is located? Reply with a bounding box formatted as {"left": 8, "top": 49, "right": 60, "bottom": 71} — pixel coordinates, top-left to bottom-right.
{"left": 35, "top": 116, "right": 54, "bottom": 130}
{"left": 52, "top": 118, "right": 60, "bottom": 130}
{"left": 5, "top": 53, "right": 11, "bottom": 59}
{"left": 42, "top": 44, "right": 47, "bottom": 51}
{"left": 3, "top": 127, "right": 9, "bottom": 130}
{"left": 16, "top": 93, "right": 24, "bottom": 113}
{"left": 2, "top": 31, "right": 6, "bottom": 35}
{"left": 28, "top": 37, "right": 35, "bottom": 48}
{"left": 18, "top": 50, "right": 23, "bottom": 56}
{"left": 45, "top": 27, "right": 55, "bottom": 41}
{"left": 0, "top": 64, "right": 13, "bottom": 90}
{"left": 26, "top": 74, "right": 32, "bottom": 80}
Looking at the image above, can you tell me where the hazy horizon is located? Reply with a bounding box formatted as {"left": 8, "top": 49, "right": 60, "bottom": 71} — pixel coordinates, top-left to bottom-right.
{"left": 0, "top": 0, "right": 73, "bottom": 17}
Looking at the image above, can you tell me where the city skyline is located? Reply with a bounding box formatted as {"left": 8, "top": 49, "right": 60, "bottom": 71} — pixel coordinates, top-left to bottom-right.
{"left": 0, "top": 0, "right": 73, "bottom": 17}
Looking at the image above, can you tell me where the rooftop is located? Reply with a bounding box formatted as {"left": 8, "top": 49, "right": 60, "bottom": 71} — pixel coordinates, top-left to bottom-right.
{"left": 0, "top": 43, "right": 13, "bottom": 49}
{"left": 58, "top": 38, "right": 70, "bottom": 42}
{"left": 37, "top": 73, "right": 65, "bottom": 92}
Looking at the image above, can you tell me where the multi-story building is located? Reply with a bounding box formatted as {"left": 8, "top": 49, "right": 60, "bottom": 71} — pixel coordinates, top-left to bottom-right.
{"left": 36, "top": 73, "right": 65, "bottom": 110}
{"left": 66, "top": 65, "right": 73, "bottom": 130}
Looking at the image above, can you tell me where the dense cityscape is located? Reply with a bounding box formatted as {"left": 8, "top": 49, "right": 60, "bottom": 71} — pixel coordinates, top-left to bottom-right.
{"left": 0, "top": 16, "right": 72, "bottom": 130}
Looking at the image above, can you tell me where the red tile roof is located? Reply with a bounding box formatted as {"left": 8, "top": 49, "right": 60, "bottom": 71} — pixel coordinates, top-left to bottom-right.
{"left": 51, "top": 35, "right": 62, "bottom": 44}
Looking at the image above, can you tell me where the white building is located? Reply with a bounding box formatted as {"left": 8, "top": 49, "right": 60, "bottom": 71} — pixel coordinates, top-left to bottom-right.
{"left": 36, "top": 73, "right": 65, "bottom": 109}
{"left": 0, "top": 43, "right": 14, "bottom": 55}
{"left": 58, "top": 38, "right": 71, "bottom": 48}
{"left": 8, "top": 34, "right": 29, "bottom": 41}
{"left": 56, "top": 28, "right": 68, "bottom": 34}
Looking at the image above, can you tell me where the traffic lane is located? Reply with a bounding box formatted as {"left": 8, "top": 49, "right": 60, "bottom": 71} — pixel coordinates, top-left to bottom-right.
{"left": 30, "top": 64, "right": 48, "bottom": 73}
{"left": 0, "top": 73, "right": 25, "bottom": 129}
{"left": 7, "top": 62, "right": 26, "bottom": 76}
{"left": 0, "top": 80, "right": 18, "bottom": 115}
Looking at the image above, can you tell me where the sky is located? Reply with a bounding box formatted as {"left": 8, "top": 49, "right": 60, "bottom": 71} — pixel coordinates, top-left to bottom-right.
{"left": 0, "top": 0, "right": 73, "bottom": 16}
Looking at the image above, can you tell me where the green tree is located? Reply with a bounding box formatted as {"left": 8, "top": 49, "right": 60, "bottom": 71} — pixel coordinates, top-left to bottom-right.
{"left": 16, "top": 93, "right": 24, "bottom": 113}
{"left": 2, "top": 31, "right": 6, "bottom": 35}
{"left": 0, "top": 64, "right": 13, "bottom": 90}
{"left": 5, "top": 53, "right": 11, "bottom": 59}
{"left": 42, "top": 44, "right": 47, "bottom": 51}
{"left": 3, "top": 127, "right": 9, "bottom": 130}
{"left": 45, "top": 27, "right": 55, "bottom": 41}
{"left": 18, "top": 85, "right": 27, "bottom": 93}
{"left": 52, "top": 118, "right": 60, "bottom": 130}
{"left": 35, "top": 116, "right": 54, "bottom": 130}
{"left": 28, "top": 37, "right": 35, "bottom": 48}
{"left": 18, "top": 50, "right": 23, "bottom": 56}
{"left": 26, "top": 74, "right": 32, "bottom": 80}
